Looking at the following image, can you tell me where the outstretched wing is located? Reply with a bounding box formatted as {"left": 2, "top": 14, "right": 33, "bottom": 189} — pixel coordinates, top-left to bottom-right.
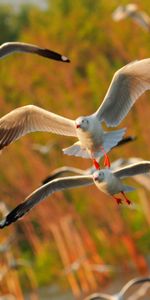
{"left": 0, "top": 105, "right": 77, "bottom": 149}
{"left": 0, "top": 42, "right": 70, "bottom": 62}
{"left": 42, "top": 166, "right": 86, "bottom": 184}
{"left": 95, "top": 59, "right": 150, "bottom": 126}
{"left": 114, "top": 161, "right": 150, "bottom": 178}
{"left": 0, "top": 175, "right": 93, "bottom": 228}
{"left": 119, "top": 277, "right": 150, "bottom": 297}
{"left": 84, "top": 292, "right": 112, "bottom": 300}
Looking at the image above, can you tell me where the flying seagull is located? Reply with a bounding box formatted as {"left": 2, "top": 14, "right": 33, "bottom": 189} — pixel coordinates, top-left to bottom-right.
{"left": 0, "top": 59, "right": 150, "bottom": 168}
{"left": 41, "top": 159, "right": 132, "bottom": 184}
{"left": 63, "top": 257, "right": 114, "bottom": 275}
{"left": 42, "top": 136, "right": 136, "bottom": 184}
{"left": 32, "top": 142, "right": 56, "bottom": 155}
{"left": 84, "top": 277, "right": 150, "bottom": 300}
{"left": 0, "top": 161, "right": 150, "bottom": 228}
{"left": 0, "top": 41, "right": 70, "bottom": 62}
{"left": 112, "top": 4, "right": 150, "bottom": 32}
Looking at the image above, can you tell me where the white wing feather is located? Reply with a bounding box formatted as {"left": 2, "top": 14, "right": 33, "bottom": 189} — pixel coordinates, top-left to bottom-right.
{"left": 114, "top": 161, "right": 150, "bottom": 179}
{"left": 0, "top": 105, "right": 77, "bottom": 149}
{"left": 0, "top": 175, "right": 93, "bottom": 227}
{"left": 95, "top": 59, "right": 150, "bottom": 126}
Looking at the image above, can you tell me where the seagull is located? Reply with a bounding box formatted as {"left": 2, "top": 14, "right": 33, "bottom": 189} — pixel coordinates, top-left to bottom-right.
{"left": 1, "top": 59, "right": 150, "bottom": 168}
{"left": 32, "top": 142, "right": 56, "bottom": 155}
{"left": 89, "top": 264, "right": 114, "bottom": 274}
{"left": 63, "top": 258, "right": 114, "bottom": 275}
{"left": 62, "top": 256, "right": 86, "bottom": 275}
{"left": 84, "top": 277, "right": 150, "bottom": 300}
{"left": 42, "top": 136, "right": 136, "bottom": 184}
{"left": 0, "top": 161, "right": 150, "bottom": 228}
{"left": 112, "top": 4, "right": 150, "bottom": 32}
{"left": 0, "top": 41, "right": 70, "bottom": 62}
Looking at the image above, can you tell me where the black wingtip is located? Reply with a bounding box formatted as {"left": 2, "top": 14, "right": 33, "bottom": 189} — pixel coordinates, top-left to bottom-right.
{"left": 0, "top": 203, "right": 24, "bottom": 228}
{"left": 61, "top": 55, "right": 70, "bottom": 63}
{"left": 115, "top": 136, "right": 137, "bottom": 148}
{"left": 37, "top": 48, "right": 70, "bottom": 63}
{"left": 42, "top": 169, "right": 64, "bottom": 184}
{"left": 42, "top": 175, "right": 56, "bottom": 185}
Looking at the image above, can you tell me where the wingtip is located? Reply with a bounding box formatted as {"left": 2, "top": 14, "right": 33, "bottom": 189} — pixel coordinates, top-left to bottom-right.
{"left": 0, "top": 218, "right": 7, "bottom": 229}
{"left": 61, "top": 55, "right": 70, "bottom": 63}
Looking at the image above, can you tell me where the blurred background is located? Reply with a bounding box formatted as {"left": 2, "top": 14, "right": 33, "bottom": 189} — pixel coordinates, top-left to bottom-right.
{"left": 0, "top": 0, "right": 150, "bottom": 299}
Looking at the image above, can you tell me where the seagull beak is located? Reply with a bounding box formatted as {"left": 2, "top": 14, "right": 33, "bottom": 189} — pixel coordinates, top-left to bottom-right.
{"left": 76, "top": 124, "right": 80, "bottom": 129}
{"left": 94, "top": 176, "right": 99, "bottom": 181}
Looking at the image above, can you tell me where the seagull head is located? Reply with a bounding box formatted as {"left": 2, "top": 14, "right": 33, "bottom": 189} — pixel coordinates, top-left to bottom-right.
{"left": 75, "top": 116, "right": 90, "bottom": 131}
{"left": 93, "top": 170, "right": 105, "bottom": 183}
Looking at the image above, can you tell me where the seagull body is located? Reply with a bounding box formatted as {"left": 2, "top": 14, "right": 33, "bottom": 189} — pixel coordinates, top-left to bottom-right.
{"left": 93, "top": 169, "right": 126, "bottom": 195}
{"left": 112, "top": 4, "right": 150, "bottom": 31}
{"left": 84, "top": 277, "right": 150, "bottom": 300}
{"left": 0, "top": 161, "right": 150, "bottom": 227}
{"left": 1, "top": 58, "right": 150, "bottom": 166}
{"left": 75, "top": 115, "right": 104, "bottom": 154}
{"left": 0, "top": 41, "right": 70, "bottom": 62}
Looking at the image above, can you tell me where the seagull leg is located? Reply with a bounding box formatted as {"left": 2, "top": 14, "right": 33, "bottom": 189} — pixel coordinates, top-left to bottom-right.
{"left": 91, "top": 152, "right": 100, "bottom": 169}
{"left": 101, "top": 147, "right": 111, "bottom": 168}
{"left": 112, "top": 196, "right": 123, "bottom": 205}
{"left": 121, "top": 191, "right": 131, "bottom": 205}
{"left": 93, "top": 159, "right": 100, "bottom": 170}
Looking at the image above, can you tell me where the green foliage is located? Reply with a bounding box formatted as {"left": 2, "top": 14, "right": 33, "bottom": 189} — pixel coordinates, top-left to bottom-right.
{"left": 34, "top": 243, "right": 62, "bottom": 286}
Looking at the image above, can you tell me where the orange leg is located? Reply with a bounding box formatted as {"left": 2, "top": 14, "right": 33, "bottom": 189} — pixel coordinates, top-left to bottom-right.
{"left": 91, "top": 152, "right": 100, "bottom": 169}
{"left": 93, "top": 159, "right": 100, "bottom": 170}
{"left": 121, "top": 191, "right": 131, "bottom": 205}
{"left": 101, "top": 147, "right": 111, "bottom": 168}
{"left": 112, "top": 195, "right": 123, "bottom": 205}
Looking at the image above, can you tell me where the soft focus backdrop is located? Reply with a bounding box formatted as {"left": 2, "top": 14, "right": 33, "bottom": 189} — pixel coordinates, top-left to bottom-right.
{"left": 0, "top": 0, "right": 150, "bottom": 299}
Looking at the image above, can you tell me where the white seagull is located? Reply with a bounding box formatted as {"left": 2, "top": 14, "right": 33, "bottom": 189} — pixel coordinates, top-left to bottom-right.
{"left": 84, "top": 277, "right": 150, "bottom": 300}
{"left": 112, "top": 4, "right": 150, "bottom": 32}
{"left": 0, "top": 41, "right": 70, "bottom": 62}
{"left": 0, "top": 59, "right": 150, "bottom": 168}
{"left": 32, "top": 142, "right": 56, "bottom": 155}
{"left": 0, "top": 161, "right": 150, "bottom": 228}
{"left": 42, "top": 136, "right": 136, "bottom": 184}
